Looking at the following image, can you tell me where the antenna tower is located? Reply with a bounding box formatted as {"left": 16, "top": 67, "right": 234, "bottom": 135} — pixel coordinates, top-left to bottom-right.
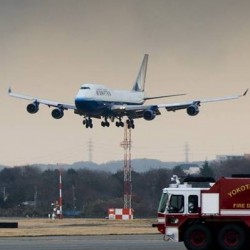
{"left": 88, "top": 138, "right": 93, "bottom": 162}
{"left": 120, "top": 123, "right": 132, "bottom": 209}
{"left": 185, "top": 142, "right": 189, "bottom": 163}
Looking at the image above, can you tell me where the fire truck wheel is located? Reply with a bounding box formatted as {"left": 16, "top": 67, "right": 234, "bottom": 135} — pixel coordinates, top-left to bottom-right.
{"left": 218, "top": 224, "right": 246, "bottom": 250}
{"left": 183, "top": 224, "right": 212, "bottom": 250}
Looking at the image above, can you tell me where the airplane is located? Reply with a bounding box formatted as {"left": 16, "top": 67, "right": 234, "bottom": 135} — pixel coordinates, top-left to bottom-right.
{"left": 8, "top": 54, "right": 248, "bottom": 129}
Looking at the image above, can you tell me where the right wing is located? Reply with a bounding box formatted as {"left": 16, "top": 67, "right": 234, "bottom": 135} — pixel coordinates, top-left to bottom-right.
{"left": 8, "top": 88, "right": 76, "bottom": 119}
{"left": 8, "top": 88, "right": 76, "bottom": 110}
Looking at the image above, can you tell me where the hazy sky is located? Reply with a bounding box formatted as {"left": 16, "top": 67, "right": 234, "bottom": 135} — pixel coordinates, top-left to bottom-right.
{"left": 1, "top": 0, "right": 250, "bottom": 166}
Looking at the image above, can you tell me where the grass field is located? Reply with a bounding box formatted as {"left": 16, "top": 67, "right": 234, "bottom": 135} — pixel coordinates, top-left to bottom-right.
{"left": 0, "top": 218, "right": 158, "bottom": 237}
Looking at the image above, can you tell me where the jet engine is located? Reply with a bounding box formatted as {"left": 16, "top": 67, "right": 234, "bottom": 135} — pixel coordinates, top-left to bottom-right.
{"left": 143, "top": 109, "right": 156, "bottom": 121}
{"left": 186, "top": 104, "right": 199, "bottom": 116}
{"left": 27, "top": 102, "right": 39, "bottom": 114}
{"left": 51, "top": 108, "right": 64, "bottom": 119}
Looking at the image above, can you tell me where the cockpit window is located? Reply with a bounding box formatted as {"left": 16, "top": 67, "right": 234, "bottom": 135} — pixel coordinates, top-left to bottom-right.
{"left": 81, "top": 86, "right": 90, "bottom": 90}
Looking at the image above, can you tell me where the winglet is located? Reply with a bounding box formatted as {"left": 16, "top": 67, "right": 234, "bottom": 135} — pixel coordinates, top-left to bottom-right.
{"left": 8, "top": 87, "right": 12, "bottom": 94}
{"left": 243, "top": 88, "right": 248, "bottom": 96}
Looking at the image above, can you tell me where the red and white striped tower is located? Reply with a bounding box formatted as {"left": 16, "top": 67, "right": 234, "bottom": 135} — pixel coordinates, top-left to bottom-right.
{"left": 59, "top": 169, "right": 63, "bottom": 219}
{"left": 120, "top": 123, "right": 132, "bottom": 209}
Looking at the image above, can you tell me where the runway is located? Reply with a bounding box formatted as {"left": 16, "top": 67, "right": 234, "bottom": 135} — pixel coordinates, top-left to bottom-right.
{"left": 0, "top": 235, "right": 186, "bottom": 250}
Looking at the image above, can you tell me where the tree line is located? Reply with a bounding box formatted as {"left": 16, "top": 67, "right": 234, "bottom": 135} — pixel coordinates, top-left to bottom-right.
{"left": 0, "top": 158, "right": 250, "bottom": 218}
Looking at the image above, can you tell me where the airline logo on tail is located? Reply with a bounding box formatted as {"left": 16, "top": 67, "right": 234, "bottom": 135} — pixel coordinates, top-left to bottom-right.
{"left": 132, "top": 54, "right": 148, "bottom": 92}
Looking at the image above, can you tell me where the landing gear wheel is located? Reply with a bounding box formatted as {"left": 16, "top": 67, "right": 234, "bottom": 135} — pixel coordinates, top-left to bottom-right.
{"left": 101, "top": 121, "right": 110, "bottom": 127}
{"left": 116, "top": 121, "right": 124, "bottom": 127}
{"left": 184, "top": 224, "right": 212, "bottom": 250}
{"left": 84, "top": 118, "right": 93, "bottom": 128}
{"left": 218, "top": 224, "right": 246, "bottom": 250}
{"left": 126, "top": 119, "right": 135, "bottom": 129}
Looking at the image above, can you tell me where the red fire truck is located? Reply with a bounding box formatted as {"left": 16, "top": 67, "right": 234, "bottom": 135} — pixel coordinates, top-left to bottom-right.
{"left": 152, "top": 175, "right": 250, "bottom": 250}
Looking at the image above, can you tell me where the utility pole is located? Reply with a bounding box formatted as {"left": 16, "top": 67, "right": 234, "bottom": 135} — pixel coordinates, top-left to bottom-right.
{"left": 72, "top": 185, "right": 76, "bottom": 214}
{"left": 185, "top": 142, "right": 189, "bottom": 164}
{"left": 34, "top": 187, "right": 37, "bottom": 209}
{"left": 59, "top": 169, "right": 63, "bottom": 219}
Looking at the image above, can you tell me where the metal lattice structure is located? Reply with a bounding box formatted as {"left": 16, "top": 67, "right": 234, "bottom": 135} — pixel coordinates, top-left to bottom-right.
{"left": 59, "top": 169, "right": 63, "bottom": 219}
{"left": 120, "top": 123, "right": 132, "bottom": 209}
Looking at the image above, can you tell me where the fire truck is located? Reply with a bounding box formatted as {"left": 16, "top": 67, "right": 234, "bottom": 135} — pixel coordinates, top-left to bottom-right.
{"left": 152, "top": 175, "right": 250, "bottom": 250}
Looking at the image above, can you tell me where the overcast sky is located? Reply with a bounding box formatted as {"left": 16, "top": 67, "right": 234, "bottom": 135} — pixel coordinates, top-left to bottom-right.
{"left": 0, "top": 0, "right": 250, "bottom": 166}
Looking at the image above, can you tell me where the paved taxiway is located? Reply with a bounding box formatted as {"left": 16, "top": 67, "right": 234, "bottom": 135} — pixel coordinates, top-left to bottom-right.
{"left": 0, "top": 235, "right": 186, "bottom": 250}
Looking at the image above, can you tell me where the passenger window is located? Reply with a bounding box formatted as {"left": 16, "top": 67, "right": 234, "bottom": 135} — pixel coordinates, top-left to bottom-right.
{"left": 168, "top": 195, "right": 184, "bottom": 213}
{"left": 188, "top": 195, "right": 198, "bottom": 213}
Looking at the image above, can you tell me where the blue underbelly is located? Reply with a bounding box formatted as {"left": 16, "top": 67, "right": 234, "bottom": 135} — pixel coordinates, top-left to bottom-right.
{"left": 75, "top": 99, "right": 108, "bottom": 114}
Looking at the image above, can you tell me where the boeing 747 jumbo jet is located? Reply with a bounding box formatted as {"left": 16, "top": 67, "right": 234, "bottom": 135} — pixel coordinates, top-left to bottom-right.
{"left": 8, "top": 54, "right": 248, "bottom": 129}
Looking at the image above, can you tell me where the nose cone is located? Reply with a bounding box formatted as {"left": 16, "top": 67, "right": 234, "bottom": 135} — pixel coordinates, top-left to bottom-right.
{"left": 75, "top": 89, "right": 99, "bottom": 112}
{"left": 75, "top": 89, "right": 83, "bottom": 109}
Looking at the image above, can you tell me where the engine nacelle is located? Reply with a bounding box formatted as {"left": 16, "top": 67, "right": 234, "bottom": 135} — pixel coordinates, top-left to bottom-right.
{"left": 27, "top": 102, "right": 39, "bottom": 114}
{"left": 187, "top": 105, "right": 199, "bottom": 116}
{"left": 51, "top": 108, "right": 64, "bottom": 119}
{"left": 143, "top": 109, "right": 156, "bottom": 121}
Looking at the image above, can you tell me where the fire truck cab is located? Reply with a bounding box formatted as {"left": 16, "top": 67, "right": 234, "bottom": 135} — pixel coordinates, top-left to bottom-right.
{"left": 153, "top": 175, "right": 250, "bottom": 250}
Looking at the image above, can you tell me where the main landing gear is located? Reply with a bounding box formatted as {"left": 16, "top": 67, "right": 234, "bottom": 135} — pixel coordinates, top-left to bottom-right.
{"left": 127, "top": 119, "right": 135, "bottom": 129}
{"left": 115, "top": 118, "right": 124, "bottom": 128}
{"left": 115, "top": 119, "right": 135, "bottom": 129}
{"left": 82, "top": 118, "right": 135, "bottom": 129}
{"left": 101, "top": 120, "right": 110, "bottom": 127}
{"left": 83, "top": 118, "right": 93, "bottom": 128}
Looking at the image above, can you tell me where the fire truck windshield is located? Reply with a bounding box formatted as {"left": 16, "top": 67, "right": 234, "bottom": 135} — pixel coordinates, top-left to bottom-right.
{"left": 158, "top": 192, "right": 168, "bottom": 213}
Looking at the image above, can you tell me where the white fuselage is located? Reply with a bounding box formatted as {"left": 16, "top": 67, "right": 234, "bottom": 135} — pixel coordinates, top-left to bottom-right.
{"left": 75, "top": 83, "right": 145, "bottom": 115}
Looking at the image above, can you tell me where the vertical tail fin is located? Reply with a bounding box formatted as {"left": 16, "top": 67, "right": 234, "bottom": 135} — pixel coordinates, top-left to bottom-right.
{"left": 132, "top": 54, "right": 148, "bottom": 92}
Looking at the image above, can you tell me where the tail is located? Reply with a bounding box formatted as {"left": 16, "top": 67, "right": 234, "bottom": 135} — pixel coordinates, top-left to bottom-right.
{"left": 132, "top": 54, "right": 148, "bottom": 92}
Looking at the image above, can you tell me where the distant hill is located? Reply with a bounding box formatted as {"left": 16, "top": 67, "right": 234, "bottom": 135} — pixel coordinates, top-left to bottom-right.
{"left": 29, "top": 158, "right": 203, "bottom": 173}
{"left": 1, "top": 159, "right": 204, "bottom": 173}
{"left": 0, "top": 164, "right": 8, "bottom": 171}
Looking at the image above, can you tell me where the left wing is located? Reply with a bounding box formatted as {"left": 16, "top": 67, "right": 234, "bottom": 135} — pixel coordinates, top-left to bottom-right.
{"left": 162, "top": 89, "right": 248, "bottom": 113}
{"left": 111, "top": 89, "right": 248, "bottom": 119}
